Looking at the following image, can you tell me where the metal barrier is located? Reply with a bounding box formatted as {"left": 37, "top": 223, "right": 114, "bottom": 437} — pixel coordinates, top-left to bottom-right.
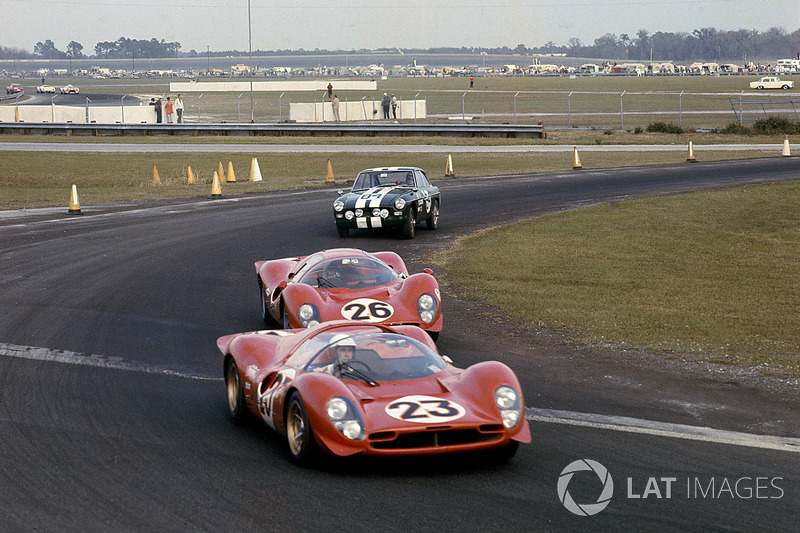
{"left": 728, "top": 96, "right": 800, "bottom": 125}
{"left": 0, "top": 121, "right": 545, "bottom": 138}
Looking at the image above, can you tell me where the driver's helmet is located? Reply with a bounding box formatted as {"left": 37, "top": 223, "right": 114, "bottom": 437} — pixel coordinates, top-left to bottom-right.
{"left": 330, "top": 334, "right": 356, "bottom": 362}
{"left": 324, "top": 262, "right": 343, "bottom": 280}
{"left": 405, "top": 172, "right": 414, "bottom": 185}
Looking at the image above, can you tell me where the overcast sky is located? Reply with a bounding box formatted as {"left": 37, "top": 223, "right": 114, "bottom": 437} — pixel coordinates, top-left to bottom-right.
{"left": 3, "top": 0, "right": 798, "bottom": 54}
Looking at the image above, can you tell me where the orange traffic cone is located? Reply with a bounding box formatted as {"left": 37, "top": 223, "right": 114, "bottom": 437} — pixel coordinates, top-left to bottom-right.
{"left": 572, "top": 146, "right": 582, "bottom": 170}
{"left": 217, "top": 161, "right": 225, "bottom": 182}
{"left": 445, "top": 153, "right": 455, "bottom": 177}
{"left": 152, "top": 164, "right": 161, "bottom": 185}
{"left": 187, "top": 163, "right": 195, "bottom": 184}
{"left": 210, "top": 170, "right": 222, "bottom": 198}
{"left": 687, "top": 140, "right": 697, "bottom": 163}
{"left": 325, "top": 159, "right": 335, "bottom": 183}
{"left": 67, "top": 182, "right": 82, "bottom": 215}
{"left": 226, "top": 160, "right": 236, "bottom": 182}
{"left": 782, "top": 135, "right": 791, "bottom": 157}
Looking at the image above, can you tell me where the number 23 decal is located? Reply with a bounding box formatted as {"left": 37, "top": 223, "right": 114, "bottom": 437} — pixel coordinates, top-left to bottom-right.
{"left": 385, "top": 395, "right": 466, "bottom": 423}
{"left": 341, "top": 298, "right": 394, "bottom": 322}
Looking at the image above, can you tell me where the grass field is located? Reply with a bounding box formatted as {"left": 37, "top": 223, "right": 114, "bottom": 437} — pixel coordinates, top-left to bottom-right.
{"left": 435, "top": 180, "right": 800, "bottom": 377}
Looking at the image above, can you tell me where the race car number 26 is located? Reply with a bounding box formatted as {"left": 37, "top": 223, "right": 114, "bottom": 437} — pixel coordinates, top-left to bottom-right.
{"left": 385, "top": 395, "right": 466, "bottom": 423}
{"left": 341, "top": 298, "right": 394, "bottom": 322}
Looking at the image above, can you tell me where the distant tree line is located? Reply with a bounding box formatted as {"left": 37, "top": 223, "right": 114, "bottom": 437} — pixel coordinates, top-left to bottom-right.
{"left": 1, "top": 28, "right": 799, "bottom": 61}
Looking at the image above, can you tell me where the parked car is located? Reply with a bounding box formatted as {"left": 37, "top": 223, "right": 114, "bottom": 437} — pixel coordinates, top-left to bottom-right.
{"left": 219, "top": 320, "right": 530, "bottom": 463}
{"left": 6, "top": 83, "right": 23, "bottom": 94}
{"left": 333, "top": 167, "right": 440, "bottom": 239}
{"left": 256, "top": 248, "right": 442, "bottom": 338}
{"left": 749, "top": 77, "right": 794, "bottom": 90}
{"left": 60, "top": 85, "right": 80, "bottom": 94}
{"left": 36, "top": 85, "right": 56, "bottom": 93}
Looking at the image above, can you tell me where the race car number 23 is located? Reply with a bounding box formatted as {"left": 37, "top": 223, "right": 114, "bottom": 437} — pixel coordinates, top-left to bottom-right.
{"left": 385, "top": 395, "right": 466, "bottom": 423}
{"left": 341, "top": 298, "right": 394, "bottom": 322}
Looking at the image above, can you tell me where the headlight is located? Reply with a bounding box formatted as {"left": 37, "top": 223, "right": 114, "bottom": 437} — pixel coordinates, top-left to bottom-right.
{"left": 380, "top": 209, "right": 389, "bottom": 218}
{"left": 297, "top": 304, "right": 319, "bottom": 328}
{"left": 345, "top": 211, "right": 354, "bottom": 220}
{"left": 355, "top": 208, "right": 363, "bottom": 217}
{"left": 333, "top": 201, "right": 345, "bottom": 212}
{"left": 394, "top": 198, "right": 406, "bottom": 210}
{"left": 417, "top": 293, "right": 438, "bottom": 324}
{"left": 326, "top": 397, "right": 365, "bottom": 441}
{"left": 372, "top": 208, "right": 381, "bottom": 217}
{"left": 495, "top": 386, "right": 523, "bottom": 429}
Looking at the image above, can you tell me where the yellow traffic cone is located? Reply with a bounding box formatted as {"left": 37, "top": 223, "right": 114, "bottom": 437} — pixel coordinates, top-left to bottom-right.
{"left": 687, "top": 140, "right": 697, "bottom": 163}
{"left": 210, "top": 170, "right": 222, "bottom": 198}
{"left": 325, "top": 159, "right": 335, "bottom": 183}
{"left": 152, "top": 164, "right": 161, "bottom": 185}
{"left": 218, "top": 161, "right": 225, "bottom": 182}
{"left": 187, "top": 163, "right": 195, "bottom": 184}
{"left": 572, "top": 146, "right": 582, "bottom": 170}
{"left": 250, "top": 157, "right": 263, "bottom": 182}
{"left": 226, "top": 160, "right": 236, "bottom": 182}
{"left": 782, "top": 135, "right": 791, "bottom": 157}
{"left": 445, "top": 153, "right": 455, "bottom": 177}
{"left": 67, "top": 182, "right": 82, "bottom": 215}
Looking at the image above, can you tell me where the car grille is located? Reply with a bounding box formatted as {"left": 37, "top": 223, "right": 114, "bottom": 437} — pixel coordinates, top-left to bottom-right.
{"left": 368, "top": 425, "right": 504, "bottom": 449}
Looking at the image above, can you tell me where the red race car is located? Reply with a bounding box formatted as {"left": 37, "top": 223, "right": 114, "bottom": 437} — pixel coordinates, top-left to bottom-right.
{"left": 256, "top": 248, "right": 442, "bottom": 339}
{"left": 219, "top": 321, "right": 530, "bottom": 463}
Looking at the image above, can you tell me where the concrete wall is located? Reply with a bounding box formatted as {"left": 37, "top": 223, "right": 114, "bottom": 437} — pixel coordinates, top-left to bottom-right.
{"left": 289, "top": 99, "right": 427, "bottom": 122}
{"left": 169, "top": 79, "right": 377, "bottom": 92}
{"left": 0, "top": 105, "right": 157, "bottom": 123}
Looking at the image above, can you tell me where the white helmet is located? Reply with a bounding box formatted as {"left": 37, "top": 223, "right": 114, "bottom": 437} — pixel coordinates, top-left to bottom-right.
{"left": 330, "top": 334, "right": 356, "bottom": 348}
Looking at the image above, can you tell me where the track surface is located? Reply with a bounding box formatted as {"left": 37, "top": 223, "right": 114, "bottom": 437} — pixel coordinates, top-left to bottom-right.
{"left": 1, "top": 158, "right": 798, "bottom": 530}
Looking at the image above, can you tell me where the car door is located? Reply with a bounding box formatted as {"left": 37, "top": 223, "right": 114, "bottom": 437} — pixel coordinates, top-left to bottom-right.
{"left": 415, "top": 170, "right": 437, "bottom": 220}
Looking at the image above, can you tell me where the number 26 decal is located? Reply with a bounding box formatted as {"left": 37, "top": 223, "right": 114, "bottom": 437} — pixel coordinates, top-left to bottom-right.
{"left": 385, "top": 395, "right": 466, "bottom": 423}
{"left": 341, "top": 298, "right": 394, "bottom": 322}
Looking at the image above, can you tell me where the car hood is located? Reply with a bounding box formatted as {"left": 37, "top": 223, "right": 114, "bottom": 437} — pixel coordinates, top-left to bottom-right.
{"left": 339, "top": 186, "right": 413, "bottom": 206}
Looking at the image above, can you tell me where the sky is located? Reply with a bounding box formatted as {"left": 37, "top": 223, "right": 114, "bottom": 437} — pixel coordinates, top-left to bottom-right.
{"left": 2, "top": 0, "right": 798, "bottom": 55}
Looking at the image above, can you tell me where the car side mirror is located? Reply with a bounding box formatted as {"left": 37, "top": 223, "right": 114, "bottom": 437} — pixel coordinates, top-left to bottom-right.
{"left": 278, "top": 280, "right": 288, "bottom": 288}
{"left": 337, "top": 190, "right": 344, "bottom": 195}
{"left": 442, "top": 355, "right": 453, "bottom": 365}
{"left": 423, "top": 268, "right": 434, "bottom": 275}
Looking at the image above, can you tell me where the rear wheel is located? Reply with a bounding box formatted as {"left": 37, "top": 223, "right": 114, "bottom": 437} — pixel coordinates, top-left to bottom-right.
{"left": 225, "top": 358, "right": 248, "bottom": 425}
{"left": 426, "top": 201, "right": 439, "bottom": 230}
{"left": 402, "top": 209, "right": 416, "bottom": 239}
{"left": 285, "top": 392, "right": 318, "bottom": 464}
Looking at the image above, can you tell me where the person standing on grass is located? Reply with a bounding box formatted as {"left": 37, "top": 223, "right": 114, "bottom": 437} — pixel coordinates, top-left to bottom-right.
{"left": 164, "top": 96, "right": 174, "bottom": 123}
{"left": 381, "top": 93, "right": 391, "bottom": 119}
{"left": 332, "top": 94, "right": 341, "bottom": 122}
{"left": 174, "top": 94, "right": 184, "bottom": 123}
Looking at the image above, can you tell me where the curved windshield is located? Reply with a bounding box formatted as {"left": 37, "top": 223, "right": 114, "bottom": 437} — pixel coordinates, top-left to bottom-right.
{"left": 303, "top": 332, "right": 446, "bottom": 382}
{"left": 353, "top": 170, "right": 416, "bottom": 190}
{"left": 298, "top": 256, "right": 398, "bottom": 289}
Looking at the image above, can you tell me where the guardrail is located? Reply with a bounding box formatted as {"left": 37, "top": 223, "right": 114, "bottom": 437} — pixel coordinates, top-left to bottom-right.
{"left": 0, "top": 121, "right": 545, "bottom": 138}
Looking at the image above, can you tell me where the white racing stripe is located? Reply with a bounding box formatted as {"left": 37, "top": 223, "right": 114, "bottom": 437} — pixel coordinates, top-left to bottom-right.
{"left": 0, "top": 342, "right": 220, "bottom": 381}
{"left": 528, "top": 407, "right": 800, "bottom": 454}
{"left": 355, "top": 186, "right": 394, "bottom": 209}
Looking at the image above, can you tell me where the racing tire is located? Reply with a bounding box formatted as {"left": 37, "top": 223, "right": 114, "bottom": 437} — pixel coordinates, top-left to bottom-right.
{"left": 402, "top": 209, "right": 416, "bottom": 239}
{"left": 282, "top": 305, "right": 291, "bottom": 329}
{"left": 426, "top": 201, "right": 439, "bottom": 230}
{"left": 225, "top": 358, "right": 248, "bottom": 425}
{"left": 258, "top": 278, "right": 270, "bottom": 326}
{"left": 427, "top": 331, "right": 439, "bottom": 342}
{"left": 336, "top": 225, "right": 349, "bottom": 238}
{"left": 285, "top": 392, "right": 318, "bottom": 465}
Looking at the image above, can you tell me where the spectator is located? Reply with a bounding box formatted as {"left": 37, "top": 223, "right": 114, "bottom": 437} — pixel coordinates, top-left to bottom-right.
{"left": 174, "top": 94, "right": 184, "bottom": 123}
{"left": 391, "top": 94, "right": 398, "bottom": 120}
{"left": 164, "top": 96, "right": 174, "bottom": 123}
{"left": 381, "top": 93, "right": 391, "bottom": 119}
{"left": 332, "top": 94, "right": 340, "bottom": 122}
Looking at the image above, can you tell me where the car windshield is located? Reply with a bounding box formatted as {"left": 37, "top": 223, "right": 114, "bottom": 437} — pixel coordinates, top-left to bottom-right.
{"left": 303, "top": 332, "right": 446, "bottom": 382}
{"left": 298, "top": 256, "right": 398, "bottom": 289}
{"left": 353, "top": 170, "right": 415, "bottom": 190}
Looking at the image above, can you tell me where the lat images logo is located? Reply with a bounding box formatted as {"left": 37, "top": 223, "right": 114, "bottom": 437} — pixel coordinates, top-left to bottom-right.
{"left": 558, "top": 459, "right": 614, "bottom": 516}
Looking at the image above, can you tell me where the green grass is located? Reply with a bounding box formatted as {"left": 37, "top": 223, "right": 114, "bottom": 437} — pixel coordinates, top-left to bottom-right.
{"left": 436, "top": 180, "right": 800, "bottom": 376}
{"left": 0, "top": 147, "right": 776, "bottom": 209}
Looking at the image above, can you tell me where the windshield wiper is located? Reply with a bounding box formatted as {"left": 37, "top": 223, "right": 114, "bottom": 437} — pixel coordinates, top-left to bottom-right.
{"left": 337, "top": 363, "right": 378, "bottom": 386}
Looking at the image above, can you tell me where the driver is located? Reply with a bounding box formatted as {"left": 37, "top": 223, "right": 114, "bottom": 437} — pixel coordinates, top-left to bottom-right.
{"left": 314, "top": 335, "right": 356, "bottom": 375}
{"left": 405, "top": 172, "right": 414, "bottom": 186}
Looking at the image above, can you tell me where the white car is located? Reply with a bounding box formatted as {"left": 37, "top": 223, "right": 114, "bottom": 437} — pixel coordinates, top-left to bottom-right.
{"left": 60, "top": 85, "right": 80, "bottom": 94}
{"left": 37, "top": 85, "right": 56, "bottom": 93}
{"left": 749, "top": 77, "right": 794, "bottom": 90}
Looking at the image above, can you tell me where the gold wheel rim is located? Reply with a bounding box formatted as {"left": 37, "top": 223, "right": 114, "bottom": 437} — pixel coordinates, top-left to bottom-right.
{"left": 226, "top": 364, "right": 240, "bottom": 414}
{"left": 287, "top": 401, "right": 305, "bottom": 456}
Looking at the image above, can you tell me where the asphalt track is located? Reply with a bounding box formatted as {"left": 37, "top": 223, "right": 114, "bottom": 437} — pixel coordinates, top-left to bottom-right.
{"left": 1, "top": 157, "right": 798, "bottom": 531}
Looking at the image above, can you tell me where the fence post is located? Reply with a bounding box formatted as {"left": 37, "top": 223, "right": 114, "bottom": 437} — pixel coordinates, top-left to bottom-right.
{"left": 679, "top": 90, "right": 683, "bottom": 128}
{"left": 198, "top": 93, "right": 203, "bottom": 122}
{"left": 462, "top": 92, "right": 467, "bottom": 122}
{"left": 279, "top": 92, "right": 284, "bottom": 122}
{"left": 414, "top": 93, "right": 420, "bottom": 123}
{"left": 568, "top": 90, "right": 573, "bottom": 128}
{"left": 620, "top": 90, "right": 625, "bottom": 129}
{"left": 514, "top": 91, "right": 519, "bottom": 124}
{"left": 237, "top": 93, "right": 242, "bottom": 122}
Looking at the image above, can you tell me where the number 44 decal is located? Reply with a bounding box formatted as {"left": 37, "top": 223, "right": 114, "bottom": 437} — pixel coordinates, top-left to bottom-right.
{"left": 341, "top": 298, "right": 394, "bottom": 322}
{"left": 385, "top": 395, "right": 466, "bottom": 423}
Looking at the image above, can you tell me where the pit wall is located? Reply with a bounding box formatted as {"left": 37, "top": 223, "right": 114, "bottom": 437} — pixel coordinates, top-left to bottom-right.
{"left": 289, "top": 99, "right": 427, "bottom": 122}
{"left": 0, "top": 105, "right": 157, "bottom": 123}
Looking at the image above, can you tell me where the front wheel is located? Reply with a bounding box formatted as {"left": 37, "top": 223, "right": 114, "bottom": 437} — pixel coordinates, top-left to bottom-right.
{"left": 402, "top": 210, "right": 416, "bottom": 239}
{"left": 336, "top": 225, "right": 349, "bottom": 238}
{"left": 782, "top": 85, "right": 791, "bottom": 90}
{"left": 258, "top": 278, "right": 270, "bottom": 326}
{"left": 285, "top": 392, "right": 318, "bottom": 464}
